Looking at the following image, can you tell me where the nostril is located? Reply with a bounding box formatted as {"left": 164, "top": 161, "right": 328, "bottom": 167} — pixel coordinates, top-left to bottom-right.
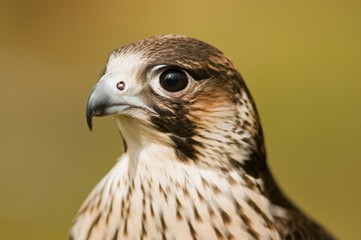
{"left": 116, "top": 81, "right": 125, "bottom": 91}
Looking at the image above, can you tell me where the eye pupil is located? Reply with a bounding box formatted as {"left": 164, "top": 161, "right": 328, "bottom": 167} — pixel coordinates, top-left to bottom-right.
{"left": 160, "top": 69, "right": 189, "bottom": 92}
{"left": 166, "top": 77, "right": 179, "bottom": 87}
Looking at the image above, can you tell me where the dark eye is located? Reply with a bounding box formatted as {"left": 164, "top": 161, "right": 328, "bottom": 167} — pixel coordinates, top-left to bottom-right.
{"left": 159, "top": 69, "right": 189, "bottom": 92}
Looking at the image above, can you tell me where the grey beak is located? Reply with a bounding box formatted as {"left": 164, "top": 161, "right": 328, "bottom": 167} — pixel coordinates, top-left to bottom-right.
{"left": 86, "top": 85, "right": 109, "bottom": 131}
{"left": 85, "top": 79, "right": 131, "bottom": 131}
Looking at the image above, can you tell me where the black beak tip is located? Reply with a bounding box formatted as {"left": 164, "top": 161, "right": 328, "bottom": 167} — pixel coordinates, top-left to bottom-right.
{"left": 86, "top": 109, "right": 94, "bottom": 131}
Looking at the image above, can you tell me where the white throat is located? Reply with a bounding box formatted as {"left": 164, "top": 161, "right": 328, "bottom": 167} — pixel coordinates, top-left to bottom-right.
{"left": 71, "top": 117, "right": 279, "bottom": 240}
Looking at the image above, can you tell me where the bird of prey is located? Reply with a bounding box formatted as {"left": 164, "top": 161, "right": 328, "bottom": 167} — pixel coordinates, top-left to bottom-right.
{"left": 70, "top": 34, "right": 335, "bottom": 240}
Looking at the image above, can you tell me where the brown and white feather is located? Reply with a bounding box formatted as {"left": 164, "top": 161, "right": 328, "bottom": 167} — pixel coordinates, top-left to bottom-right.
{"left": 70, "top": 35, "right": 335, "bottom": 240}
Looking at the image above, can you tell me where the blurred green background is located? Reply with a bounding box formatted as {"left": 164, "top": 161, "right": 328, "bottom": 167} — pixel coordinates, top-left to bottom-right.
{"left": 1, "top": 0, "right": 360, "bottom": 239}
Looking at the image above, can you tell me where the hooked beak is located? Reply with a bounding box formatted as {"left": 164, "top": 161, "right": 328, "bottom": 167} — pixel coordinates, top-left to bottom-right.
{"left": 86, "top": 77, "right": 131, "bottom": 131}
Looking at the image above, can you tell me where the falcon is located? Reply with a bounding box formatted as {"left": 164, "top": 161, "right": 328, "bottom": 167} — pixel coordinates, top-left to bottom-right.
{"left": 70, "top": 34, "right": 335, "bottom": 240}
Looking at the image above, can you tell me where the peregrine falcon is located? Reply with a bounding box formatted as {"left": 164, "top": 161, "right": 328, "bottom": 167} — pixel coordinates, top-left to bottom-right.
{"left": 70, "top": 34, "right": 335, "bottom": 240}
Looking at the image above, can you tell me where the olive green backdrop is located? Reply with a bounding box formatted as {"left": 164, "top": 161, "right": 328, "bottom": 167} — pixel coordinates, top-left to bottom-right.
{"left": 1, "top": 1, "right": 360, "bottom": 239}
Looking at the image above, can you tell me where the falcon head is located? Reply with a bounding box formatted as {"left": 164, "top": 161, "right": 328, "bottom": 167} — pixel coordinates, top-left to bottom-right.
{"left": 86, "top": 34, "right": 265, "bottom": 174}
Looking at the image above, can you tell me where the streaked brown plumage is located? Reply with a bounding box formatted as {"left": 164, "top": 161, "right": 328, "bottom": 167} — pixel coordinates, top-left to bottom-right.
{"left": 70, "top": 34, "right": 335, "bottom": 240}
